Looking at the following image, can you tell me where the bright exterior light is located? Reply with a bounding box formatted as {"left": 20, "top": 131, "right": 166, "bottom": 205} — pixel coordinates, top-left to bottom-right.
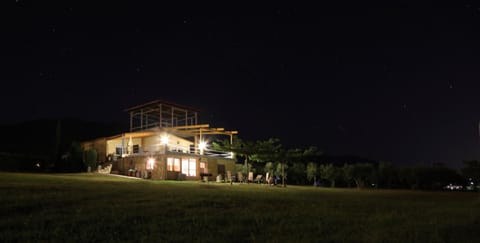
{"left": 147, "top": 158, "right": 155, "bottom": 170}
{"left": 160, "top": 134, "right": 169, "bottom": 145}
{"left": 199, "top": 141, "right": 207, "bottom": 150}
{"left": 199, "top": 141, "right": 207, "bottom": 155}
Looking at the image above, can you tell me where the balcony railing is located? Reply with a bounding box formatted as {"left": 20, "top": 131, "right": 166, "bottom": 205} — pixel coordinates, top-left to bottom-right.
{"left": 115, "top": 147, "right": 233, "bottom": 159}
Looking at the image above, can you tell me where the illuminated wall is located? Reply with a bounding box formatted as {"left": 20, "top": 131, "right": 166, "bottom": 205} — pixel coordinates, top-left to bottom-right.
{"left": 115, "top": 154, "right": 236, "bottom": 181}
{"left": 106, "top": 137, "right": 143, "bottom": 155}
{"left": 143, "top": 136, "right": 160, "bottom": 152}
{"left": 163, "top": 135, "right": 193, "bottom": 153}
{"left": 106, "top": 139, "right": 122, "bottom": 155}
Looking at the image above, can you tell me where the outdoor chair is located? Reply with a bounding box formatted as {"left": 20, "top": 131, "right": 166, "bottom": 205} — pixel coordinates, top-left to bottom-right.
{"left": 237, "top": 172, "right": 245, "bottom": 183}
{"left": 226, "top": 171, "right": 233, "bottom": 183}
{"left": 248, "top": 172, "right": 254, "bottom": 183}
{"left": 254, "top": 174, "right": 263, "bottom": 184}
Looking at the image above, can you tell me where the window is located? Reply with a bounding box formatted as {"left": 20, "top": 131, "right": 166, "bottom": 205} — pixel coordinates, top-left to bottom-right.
{"left": 181, "top": 159, "right": 188, "bottom": 175}
{"left": 167, "top": 158, "right": 173, "bottom": 171}
{"left": 200, "top": 162, "right": 206, "bottom": 173}
{"left": 181, "top": 158, "right": 196, "bottom": 176}
{"left": 133, "top": 145, "right": 139, "bottom": 153}
{"left": 115, "top": 147, "right": 123, "bottom": 155}
{"left": 174, "top": 158, "right": 180, "bottom": 171}
{"left": 189, "top": 159, "right": 196, "bottom": 176}
{"left": 167, "top": 158, "right": 180, "bottom": 172}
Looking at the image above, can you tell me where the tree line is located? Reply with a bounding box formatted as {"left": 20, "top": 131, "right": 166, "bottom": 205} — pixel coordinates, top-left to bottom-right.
{"left": 213, "top": 138, "right": 480, "bottom": 190}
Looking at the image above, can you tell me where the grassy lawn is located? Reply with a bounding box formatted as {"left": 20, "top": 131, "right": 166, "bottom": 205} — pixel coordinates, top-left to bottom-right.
{"left": 0, "top": 172, "right": 479, "bottom": 242}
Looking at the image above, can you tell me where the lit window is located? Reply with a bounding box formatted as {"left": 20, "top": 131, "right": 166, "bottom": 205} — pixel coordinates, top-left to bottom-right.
{"left": 181, "top": 159, "right": 189, "bottom": 175}
{"left": 180, "top": 158, "right": 196, "bottom": 176}
{"left": 200, "top": 162, "right": 206, "bottom": 173}
{"left": 167, "top": 158, "right": 181, "bottom": 172}
{"left": 174, "top": 158, "right": 180, "bottom": 171}
{"left": 147, "top": 158, "right": 155, "bottom": 170}
{"left": 167, "top": 158, "right": 173, "bottom": 171}
{"left": 189, "top": 159, "right": 196, "bottom": 176}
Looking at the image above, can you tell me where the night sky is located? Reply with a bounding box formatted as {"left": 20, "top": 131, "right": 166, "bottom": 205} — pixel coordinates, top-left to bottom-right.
{"left": 3, "top": 2, "right": 480, "bottom": 168}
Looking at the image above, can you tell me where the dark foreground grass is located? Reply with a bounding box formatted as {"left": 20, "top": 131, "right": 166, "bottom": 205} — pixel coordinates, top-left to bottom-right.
{"left": 0, "top": 173, "right": 479, "bottom": 243}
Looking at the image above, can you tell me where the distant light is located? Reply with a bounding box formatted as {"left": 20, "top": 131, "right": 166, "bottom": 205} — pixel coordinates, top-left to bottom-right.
{"left": 160, "top": 134, "right": 169, "bottom": 145}
{"left": 147, "top": 158, "right": 155, "bottom": 170}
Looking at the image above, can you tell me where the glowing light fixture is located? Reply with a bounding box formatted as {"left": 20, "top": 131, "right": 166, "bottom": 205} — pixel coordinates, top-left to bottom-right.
{"left": 199, "top": 141, "right": 207, "bottom": 150}
{"left": 160, "top": 134, "right": 169, "bottom": 145}
{"left": 199, "top": 141, "right": 207, "bottom": 155}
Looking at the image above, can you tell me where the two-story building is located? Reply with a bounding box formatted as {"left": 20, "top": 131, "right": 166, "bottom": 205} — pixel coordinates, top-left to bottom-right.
{"left": 81, "top": 100, "right": 238, "bottom": 181}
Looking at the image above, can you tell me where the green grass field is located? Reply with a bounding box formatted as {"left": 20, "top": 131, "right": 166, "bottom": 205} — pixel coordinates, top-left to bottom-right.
{"left": 0, "top": 172, "right": 479, "bottom": 242}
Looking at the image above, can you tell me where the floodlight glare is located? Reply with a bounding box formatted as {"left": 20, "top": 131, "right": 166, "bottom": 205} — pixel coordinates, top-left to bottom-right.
{"left": 199, "top": 141, "right": 207, "bottom": 150}
{"left": 160, "top": 135, "right": 169, "bottom": 145}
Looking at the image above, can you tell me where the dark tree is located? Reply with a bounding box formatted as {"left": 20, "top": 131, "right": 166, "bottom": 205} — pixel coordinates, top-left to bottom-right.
{"left": 462, "top": 160, "right": 480, "bottom": 184}
{"left": 84, "top": 149, "right": 98, "bottom": 171}
{"left": 58, "top": 141, "right": 84, "bottom": 172}
{"left": 306, "top": 162, "right": 318, "bottom": 185}
{"left": 289, "top": 162, "right": 306, "bottom": 185}
{"left": 352, "top": 163, "right": 374, "bottom": 188}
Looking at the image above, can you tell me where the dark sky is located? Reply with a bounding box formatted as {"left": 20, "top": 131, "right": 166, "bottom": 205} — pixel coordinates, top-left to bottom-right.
{"left": 3, "top": 1, "right": 480, "bottom": 168}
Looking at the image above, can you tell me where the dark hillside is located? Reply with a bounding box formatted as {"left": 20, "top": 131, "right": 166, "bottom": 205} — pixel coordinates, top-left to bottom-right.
{"left": 0, "top": 119, "right": 125, "bottom": 171}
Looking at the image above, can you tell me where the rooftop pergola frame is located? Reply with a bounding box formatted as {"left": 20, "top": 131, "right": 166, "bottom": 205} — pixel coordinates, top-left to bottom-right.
{"left": 126, "top": 100, "right": 200, "bottom": 132}
{"left": 125, "top": 100, "right": 238, "bottom": 155}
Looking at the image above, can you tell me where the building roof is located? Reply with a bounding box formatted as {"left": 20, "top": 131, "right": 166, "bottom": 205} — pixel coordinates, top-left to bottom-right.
{"left": 97, "top": 125, "right": 237, "bottom": 141}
